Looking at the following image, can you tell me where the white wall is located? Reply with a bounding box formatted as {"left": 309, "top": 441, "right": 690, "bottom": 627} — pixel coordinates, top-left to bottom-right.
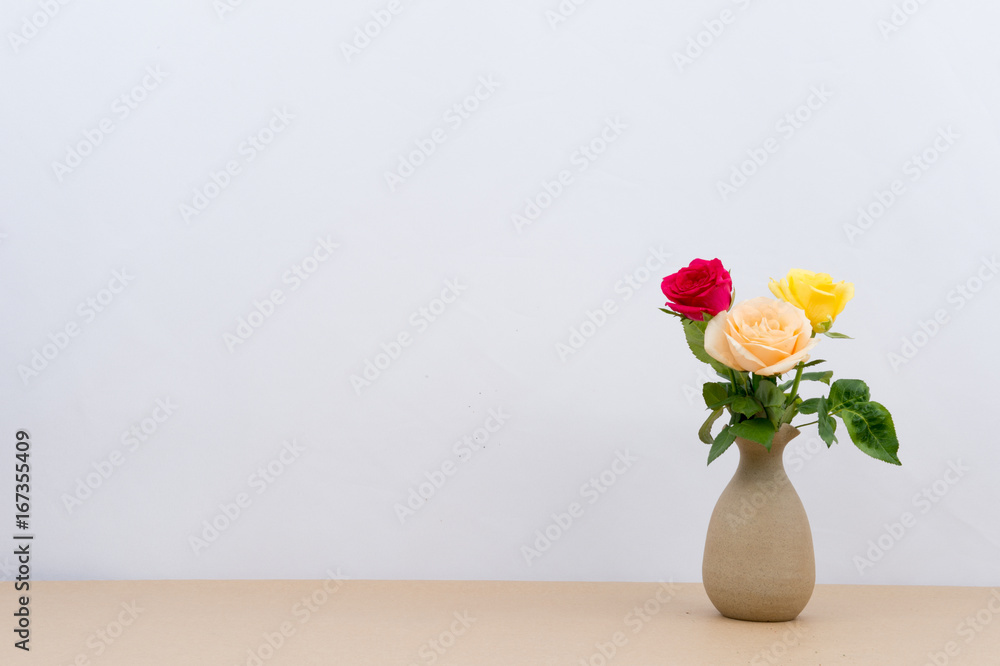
{"left": 2, "top": 0, "right": 998, "bottom": 585}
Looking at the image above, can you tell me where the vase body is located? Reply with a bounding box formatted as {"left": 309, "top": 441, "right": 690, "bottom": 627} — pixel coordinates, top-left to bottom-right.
{"left": 702, "top": 424, "right": 814, "bottom": 621}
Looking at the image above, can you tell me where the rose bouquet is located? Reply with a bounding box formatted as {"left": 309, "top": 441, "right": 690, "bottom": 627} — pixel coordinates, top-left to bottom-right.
{"left": 661, "top": 258, "right": 901, "bottom": 466}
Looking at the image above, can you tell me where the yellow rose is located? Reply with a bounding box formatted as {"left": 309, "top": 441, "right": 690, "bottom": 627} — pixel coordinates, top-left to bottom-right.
{"left": 704, "top": 297, "right": 819, "bottom": 376}
{"left": 768, "top": 269, "right": 854, "bottom": 333}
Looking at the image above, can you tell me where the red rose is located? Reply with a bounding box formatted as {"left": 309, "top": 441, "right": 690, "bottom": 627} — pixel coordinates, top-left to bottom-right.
{"left": 661, "top": 258, "right": 733, "bottom": 321}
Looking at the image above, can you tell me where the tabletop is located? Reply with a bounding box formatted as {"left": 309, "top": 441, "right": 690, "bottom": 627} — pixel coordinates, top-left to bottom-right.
{"left": 9, "top": 579, "right": 1000, "bottom": 665}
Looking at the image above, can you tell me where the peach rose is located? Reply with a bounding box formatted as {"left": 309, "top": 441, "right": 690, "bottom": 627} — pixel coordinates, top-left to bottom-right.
{"left": 704, "top": 297, "right": 819, "bottom": 376}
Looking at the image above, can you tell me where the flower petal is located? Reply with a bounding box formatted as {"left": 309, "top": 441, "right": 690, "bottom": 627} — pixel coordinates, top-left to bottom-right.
{"left": 703, "top": 311, "right": 740, "bottom": 370}
{"left": 724, "top": 331, "right": 766, "bottom": 372}
{"left": 741, "top": 340, "right": 792, "bottom": 367}
{"left": 757, "top": 337, "right": 819, "bottom": 376}
{"left": 667, "top": 301, "right": 707, "bottom": 321}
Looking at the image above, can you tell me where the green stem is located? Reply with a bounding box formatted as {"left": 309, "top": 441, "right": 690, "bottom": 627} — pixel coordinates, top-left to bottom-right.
{"left": 786, "top": 331, "right": 817, "bottom": 406}
{"left": 787, "top": 363, "right": 805, "bottom": 404}
{"left": 794, "top": 420, "right": 818, "bottom": 428}
{"left": 729, "top": 368, "right": 747, "bottom": 394}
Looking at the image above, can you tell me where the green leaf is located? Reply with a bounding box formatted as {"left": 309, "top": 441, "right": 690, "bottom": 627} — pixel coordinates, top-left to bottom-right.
{"left": 731, "top": 370, "right": 751, "bottom": 391}
{"left": 828, "top": 379, "right": 870, "bottom": 412}
{"left": 659, "top": 308, "right": 684, "bottom": 319}
{"left": 778, "top": 371, "right": 834, "bottom": 391}
{"left": 754, "top": 380, "right": 785, "bottom": 427}
{"left": 809, "top": 371, "right": 834, "bottom": 385}
{"left": 729, "top": 418, "right": 777, "bottom": 451}
{"left": 817, "top": 395, "right": 837, "bottom": 446}
{"left": 699, "top": 407, "right": 724, "bottom": 444}
{"left": 838, "top": 401, "right": 901, "bottom": 465}
{"left": 702, "top": 382, "right": 729, "bottom": 410}
{"left": 754, "top": 379, "right": 784, "bottom": 406}
{"left": 798, "top": 397, "right": 822, "bottom": 415}
{"left": 682, "top": 318, "right": 733, "bottom": 376}
{"left": 802, "top": 359, "right": 827, "bottom": 368}
{"left": 780, "top": 400, "right": 798, "bottom": 424}
{"left": 730, "top": 396, "right": 762, "bottom": 418}
{"left": 707, "top": 426, "right": 736, "bottom": 465}
{"left": 823, "top": 331, "right": 853, "bottom": 339}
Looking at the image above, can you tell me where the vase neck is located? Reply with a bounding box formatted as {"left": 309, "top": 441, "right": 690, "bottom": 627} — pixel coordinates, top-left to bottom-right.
{"left": 733, "top": 424, "right": 800, "bottom": 467}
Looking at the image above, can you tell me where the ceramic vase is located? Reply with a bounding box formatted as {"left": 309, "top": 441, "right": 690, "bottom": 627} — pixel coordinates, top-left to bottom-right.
{"left": 702, "top": 424, "right": 815, "bottom": 621}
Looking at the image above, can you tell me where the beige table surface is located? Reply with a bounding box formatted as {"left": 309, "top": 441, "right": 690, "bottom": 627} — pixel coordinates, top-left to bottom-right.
{"left": 8, "top": 580, "right": 1000, "bottom": 665}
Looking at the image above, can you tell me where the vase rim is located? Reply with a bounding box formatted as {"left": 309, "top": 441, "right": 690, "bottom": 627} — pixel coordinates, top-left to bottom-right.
{"left": 732, "top": 423, "right": 800, "bottom": 452}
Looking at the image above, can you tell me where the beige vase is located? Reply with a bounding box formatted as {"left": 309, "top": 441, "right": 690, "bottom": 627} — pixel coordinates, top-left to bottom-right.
{"left": 702, "top": 424, "right": 815, "bottom": 622}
